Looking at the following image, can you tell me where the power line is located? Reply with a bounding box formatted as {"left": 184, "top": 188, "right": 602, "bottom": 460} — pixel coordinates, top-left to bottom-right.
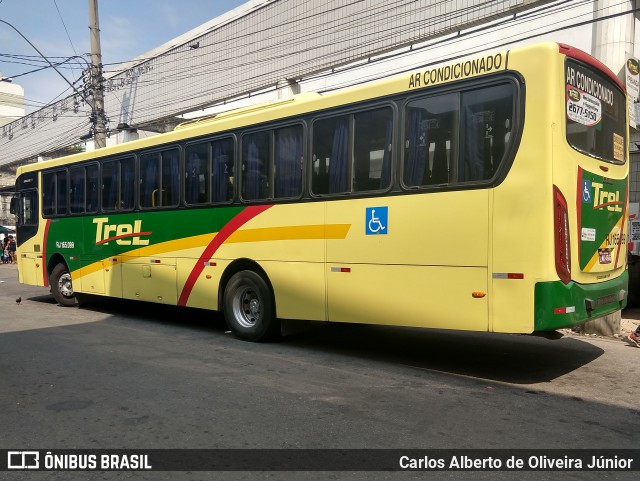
{"left": 0, "top": 0, "right": 634, "bottom": 163}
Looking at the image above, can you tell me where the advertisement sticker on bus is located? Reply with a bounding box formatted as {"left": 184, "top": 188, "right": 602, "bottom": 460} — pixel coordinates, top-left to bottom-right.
{"left": 566, "top": 85, "right": 602, "bottom": 127}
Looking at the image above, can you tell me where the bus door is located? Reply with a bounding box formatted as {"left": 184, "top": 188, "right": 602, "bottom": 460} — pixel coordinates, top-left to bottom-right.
{"left": 12, "top": 184, "right": 43, "bottom": 286}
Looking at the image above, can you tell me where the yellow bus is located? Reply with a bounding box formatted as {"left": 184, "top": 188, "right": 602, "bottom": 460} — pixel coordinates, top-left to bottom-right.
{"left": 12, "top": 42, "right": 629, "bottom": 341}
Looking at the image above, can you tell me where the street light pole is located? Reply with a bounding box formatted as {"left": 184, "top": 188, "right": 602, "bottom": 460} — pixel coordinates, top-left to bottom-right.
{"left": 88, "top": 0, "right": 106, "bottom": 149}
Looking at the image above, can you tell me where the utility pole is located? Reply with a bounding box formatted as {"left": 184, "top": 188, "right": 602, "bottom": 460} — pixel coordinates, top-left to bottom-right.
{"left": 89, "top": 0, "right": 106, "bottom": 148}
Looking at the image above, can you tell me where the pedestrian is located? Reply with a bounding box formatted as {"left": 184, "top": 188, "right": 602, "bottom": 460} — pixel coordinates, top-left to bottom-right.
{"left": 2, "top": 237, "right": 8, "bottom": 264}
{"left": 628, "top": 325, "right": 640, "bottom": 348}
{"left": 8, "top": 236, "right": 16, "bottom": 264}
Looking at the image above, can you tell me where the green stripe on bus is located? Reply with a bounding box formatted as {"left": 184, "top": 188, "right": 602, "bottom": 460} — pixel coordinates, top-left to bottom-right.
{"left": 534, "top": 271, "right": 628, "bottom": 331}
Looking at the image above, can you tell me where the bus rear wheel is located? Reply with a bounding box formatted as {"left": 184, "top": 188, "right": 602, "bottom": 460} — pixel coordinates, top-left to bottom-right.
{"left": 50, "top": 263, "right": 77, "bottom": 307}
{"left": 223, "top": 270, "right": 279, "bottom": 342}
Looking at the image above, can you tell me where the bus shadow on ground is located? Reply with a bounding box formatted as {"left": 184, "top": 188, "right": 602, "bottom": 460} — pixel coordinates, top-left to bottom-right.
{"left": 284, "top": 322, "right": 605, "bottom": 385}
{"left": 35, "top": 294, "right": 604, "bottom": 386}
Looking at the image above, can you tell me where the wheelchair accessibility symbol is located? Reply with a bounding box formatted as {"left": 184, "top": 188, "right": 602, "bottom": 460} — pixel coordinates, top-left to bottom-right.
{"left": 582, "top": 180, "right": 592, "bottom": 203}
{"left": 366, "top": 206, "right": 388, "bottom": 235}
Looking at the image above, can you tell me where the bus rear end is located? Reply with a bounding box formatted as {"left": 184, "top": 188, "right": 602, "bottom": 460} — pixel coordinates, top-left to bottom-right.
{"left": 536, "top": 44, "right": 629, "bottom": 331}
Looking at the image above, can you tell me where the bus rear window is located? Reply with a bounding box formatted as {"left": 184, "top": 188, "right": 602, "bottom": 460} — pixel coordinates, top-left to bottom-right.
{"left": 565, "top": 59, "right": 626, "bottom": 164}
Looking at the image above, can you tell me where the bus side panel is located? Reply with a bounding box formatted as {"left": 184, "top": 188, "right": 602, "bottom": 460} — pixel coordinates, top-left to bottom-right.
{"left": 262, "top": 261, "right": 327, "bottom": 321}
{"left": 490, "top": 167, "right": 554, "bottom": 333}
{"left": 490, "top": 45, "right": 556, "bottom": 333}
{"left": 17, "top": 252, "right": 44, "bottom": 287}
{"left": 326, "top": 192, "right": 489, "bottom": 330}
{"left": 122, "top": 261, "right": 177, "bottom": 305}
{"left": 77, "top": 258, "right": 105, "bottom": 294}
{"left": 328, "top": 264, "right": 488, "bottom": 329}
{"left": 213, "top": 203, "right": 327, "bottom": 321}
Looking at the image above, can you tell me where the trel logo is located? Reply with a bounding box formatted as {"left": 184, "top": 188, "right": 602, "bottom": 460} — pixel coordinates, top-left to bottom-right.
{"left": 93, "top": 218, "right": 152, "bottom": 246}
{"left": 591, "top": 182, "right": 623, "bottom": 212}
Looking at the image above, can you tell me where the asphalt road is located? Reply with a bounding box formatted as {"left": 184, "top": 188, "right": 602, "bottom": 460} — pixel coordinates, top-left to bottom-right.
{"left": 0, "top": 263, "right": 638, "bottom": 481}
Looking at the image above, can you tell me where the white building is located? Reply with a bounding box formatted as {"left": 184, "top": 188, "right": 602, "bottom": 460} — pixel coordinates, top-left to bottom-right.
{"left": 0, "top": 73, "right": 24, "bottom": 128}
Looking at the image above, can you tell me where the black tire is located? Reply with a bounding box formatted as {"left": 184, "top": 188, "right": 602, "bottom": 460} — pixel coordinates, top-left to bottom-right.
{"left": 50, "top": 263, "right": 77, "bottom": 307}
{"left": 223, "top": 270, "right": 280, "bottom": 342}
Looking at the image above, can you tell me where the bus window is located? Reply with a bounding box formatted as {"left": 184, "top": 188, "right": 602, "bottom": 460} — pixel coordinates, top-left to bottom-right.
{"left": 102, "top": 157, "right": 134, "bottom": 211}
{"left": 42, "top": 170, "right": 68, "bottom": 216}
{"left": 17, "top": 190, "right": 37, "bottom": 226}
{"left": 42, "top": 171, "right": 56, "bottom": 216}
{"left": 565, "top": 59, "right": 626, "bottom": 164}
{"left": 140, "top": 152, "right": 160, "bottom": 208}
{"left": 460, "top": 84, "right": 514, "bottom": 181}
{"left": 121, "top": 157, "right": 135, "bottom": 210}
{"left": 86, "top": 164, "right": 99, "bottom": 213}
{"left": 69, "top": 167, "right": 86, "bottom": 213}
{"left": 312, "top": 115, "right": 349, "bottom": 195}
{"left": 353, "top": 107, "right": 393, "bottom": 192}
{"left": 185, "top": 142, "right": 210, "bottom": 205}
{"left": 274, "top": 125, "right": 303, "bottom": 198}
{"left": 140, "top": 149, "right": 178, "bottom": 208}
{"left": 242, "top": 131, "right": 271, "bottom": 201}
{"left": 102, "top": 160, "right": 118, "bottom": 211}
{"left": 404, "top": 93, "right": 458, "bottom": 187}
{"left": 56, "top": 171, "right": 68, "bottom": 215}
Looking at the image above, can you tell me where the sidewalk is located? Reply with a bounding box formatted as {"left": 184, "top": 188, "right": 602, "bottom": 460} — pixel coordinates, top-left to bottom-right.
{"left": 621, "top": 306, "right": 640, "bottom": 339}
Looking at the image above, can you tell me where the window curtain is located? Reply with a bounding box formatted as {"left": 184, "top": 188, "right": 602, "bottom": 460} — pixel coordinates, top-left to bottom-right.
{"left": 490, "top": 116, "right": 506, "bottom": 177}
{"left": 405, "top": 109, "right": 427, "bottom": 186}
{"left": 121, "top": 160, "right": 134, "bottom": 209}
{"left": 70, "top": 170, "right": 84, "bottom": 213}
{"left": 246, "top": 141, "right": 261, "bottom": 200}
{"left": 56, "top": 174, "right": 67, "bottom": 215}
{"left": 213, "top": 143, "right": 229, "bottom": 202}
{"left": 329, "top": 122, "right": 348, "bottom": 193}
{"left": 44, "top": 174, "right": 56, "bottom": 215}
{"left": 431, "top": 140, "right": 448, "bottom": 184}
{"left": 143, "top": 157, "right": 158, "bottom": 207}
{"left": 380, "top": 117, "right": 393, "bottom": 188}
{"left": 104, "top": 165, "right": 117, "bottom": 210}
{"left": 461, "top": 107, "right": 485, "bottom": 181}
{"left": 162, "top": 152, "right": 180, "bottom": 206}
{"left": 186, "top": 152, "right": 201, "bottom": 203}
{"left": 275, "top": 130, "right": 302, "bottom": 197}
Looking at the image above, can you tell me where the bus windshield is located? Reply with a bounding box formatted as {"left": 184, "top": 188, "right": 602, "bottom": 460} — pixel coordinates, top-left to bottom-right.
{"left": 565, "top": 59, "right": 627, "bottom": 164}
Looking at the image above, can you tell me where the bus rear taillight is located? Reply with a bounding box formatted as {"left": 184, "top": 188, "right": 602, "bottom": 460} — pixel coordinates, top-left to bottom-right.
{"left": 553, "top": 185, "right": 571, "bottom": 284}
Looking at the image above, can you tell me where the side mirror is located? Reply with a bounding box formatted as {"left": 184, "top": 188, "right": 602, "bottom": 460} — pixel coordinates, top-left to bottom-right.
{"left": 9, "top": 197, "right": 18, "bottom": 215}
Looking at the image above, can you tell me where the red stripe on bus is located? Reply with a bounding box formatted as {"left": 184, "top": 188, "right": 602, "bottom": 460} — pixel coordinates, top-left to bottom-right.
{"left": 558, "top": 43, "right": 625, "bottom": 93}
{"left": 42, "top": 219, "right": 51, "bottom": 287}
{"left": 177, "top": 205, "right": 273, "bottom": 306}
{"left": 614, "top": 182, "right": 629, "bottom": 269}
{"left": 592, "top": 201, "right": 624, "bottom": 210}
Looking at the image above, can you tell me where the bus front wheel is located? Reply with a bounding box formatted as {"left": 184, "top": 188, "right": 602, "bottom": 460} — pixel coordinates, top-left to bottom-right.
{"left": 223, "top": 270, "right": 280, "bottom": 342}
{"left": 50, "top": 263, "right": 77, "bottom": 307}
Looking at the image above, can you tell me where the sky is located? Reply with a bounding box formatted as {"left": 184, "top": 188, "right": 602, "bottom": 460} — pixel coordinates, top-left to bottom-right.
{"left": 0, "top": 0, "right": 248, "bottom": 112}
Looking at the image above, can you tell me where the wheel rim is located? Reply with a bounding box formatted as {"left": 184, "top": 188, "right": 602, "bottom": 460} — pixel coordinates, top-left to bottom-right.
{"left": 232, "top": 285, "right": 262, "bottom": 328}
{"left": 58, "top": 272, "right": 74, "bottom": 298}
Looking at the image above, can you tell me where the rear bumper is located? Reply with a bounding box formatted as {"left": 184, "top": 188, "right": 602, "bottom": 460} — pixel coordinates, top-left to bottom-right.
{"left": 534, "top": 271, "right": 628, "bottom": 331}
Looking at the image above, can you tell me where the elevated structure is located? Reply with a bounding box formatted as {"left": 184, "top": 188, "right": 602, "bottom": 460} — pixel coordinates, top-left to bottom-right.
{"left": 0, "top": 0, "right": 555, "bottom": 167}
